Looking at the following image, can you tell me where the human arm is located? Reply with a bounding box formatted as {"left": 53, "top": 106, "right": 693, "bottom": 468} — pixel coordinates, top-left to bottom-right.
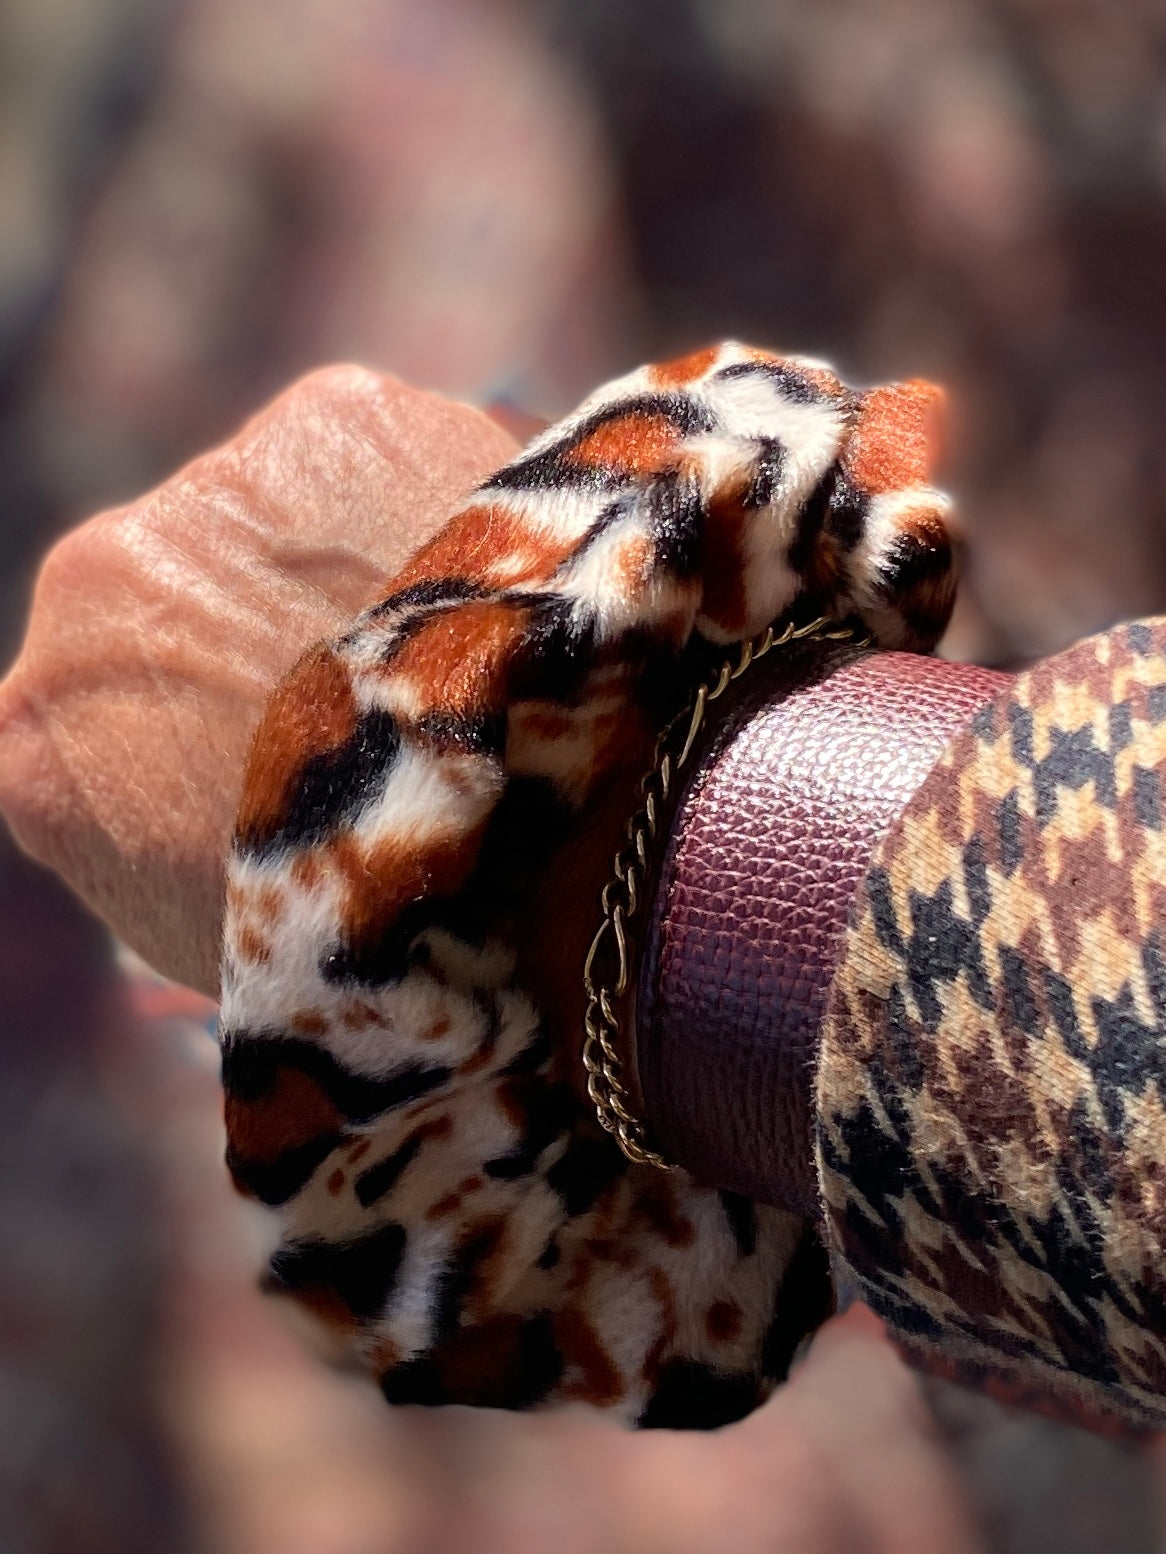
{"left": 7, "top": 347, "right": 1163, "bottom": 1435}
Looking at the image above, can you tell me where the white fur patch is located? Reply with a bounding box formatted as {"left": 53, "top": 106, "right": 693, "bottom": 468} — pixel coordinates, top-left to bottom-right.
{"left": 353, "top": 740, "right": 503, "bottom": 854}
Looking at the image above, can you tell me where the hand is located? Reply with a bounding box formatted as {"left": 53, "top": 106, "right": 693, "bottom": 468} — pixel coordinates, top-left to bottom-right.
{"left": 0, "top": 366, "right": 983, "bottom": 1552}
{"left": 0, "top": 365, "right": 519, "bottom": 993}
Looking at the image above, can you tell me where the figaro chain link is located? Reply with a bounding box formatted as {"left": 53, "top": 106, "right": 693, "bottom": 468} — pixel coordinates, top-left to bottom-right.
{"left": 582, "top": 614, "right": 866, "bottom": 1169}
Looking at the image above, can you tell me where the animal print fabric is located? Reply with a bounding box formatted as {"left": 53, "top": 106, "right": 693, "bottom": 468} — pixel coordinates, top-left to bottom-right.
{"left": 220, "top": 342, "right": 955, "bottom": 1427}
{"left": 818, "top": 618, "right": 1166, "bottom": 1434}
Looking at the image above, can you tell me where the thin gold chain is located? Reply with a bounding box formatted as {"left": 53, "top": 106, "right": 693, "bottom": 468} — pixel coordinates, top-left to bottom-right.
{"left": 582, "top": 615, "right": 866, "bottom": 1169}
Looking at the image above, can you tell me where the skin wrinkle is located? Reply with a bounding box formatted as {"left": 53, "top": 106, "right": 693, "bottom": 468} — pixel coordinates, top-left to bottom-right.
{"left": 110, "top": 523, "right": 260, "bottom": 655}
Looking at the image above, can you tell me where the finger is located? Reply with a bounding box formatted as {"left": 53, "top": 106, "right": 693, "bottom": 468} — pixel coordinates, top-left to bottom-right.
{"left": 755, "top": 1307, "right": 984, "bottom": 1554}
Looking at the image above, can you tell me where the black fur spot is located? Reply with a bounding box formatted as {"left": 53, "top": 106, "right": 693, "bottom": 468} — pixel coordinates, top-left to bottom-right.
{"left": 483, "top": 442, "right": 624, "bottom": 496}
{"left": 545, "top": 1134, "right": 629, "bottom": 1217}
{"left": 354, "top": 1132, "right": 426, "bottom": 1208}
{"left": 267, "top": 1222, "right": 407, "bottom": 1320}
{"left": 508, "top": 596, "right": 600, "bottom": 705}
{"left": 236, "top": 707, "right": 400, "bottom": 859}
{"left": 638, "top": 1360, "right": 760, "bottom": 1430}
{"left": 431, "top": 1225, "right": 505, "bottom": 1341}
{"left": 486, "top": 392, "right": 717, "bottom": 493}
{"left": 537, "top": 1239, "right": 561, "bottom": 1271}
{"left": 379, "top": 1314, "right": 564, "bottom": 1412}
{"left": 413, "top": 709, "right": 507, "bottom": 756}
{"left": 319, "top": 892, "right": 445, "bottom": 987}
{"left": 555, "top": 468, "right": 705, "bottom": 585}
{"left": 761, "top": 1225, "right": 834, "bottom": 1383}
{"left": 628, "top": 628, "right": 699, "bottom": 732}
{"left": 825, "top": 472, "right": 868, "bottom": 552}
{"left": 744, "top": 436, "right": 786, "bottom": 508}
{"left": 381, "top": 1357, "right": 447, "bottom": 1407}
{"left": 483, "top": 1080, "right": 577, "bottom": 1180}
{"left": 226, "top": 1136, "right": 341, "bottom": 1207}
{"left": 644, "top": 466, "right": 706, "bottom": 577}
{"left": 786, "top": 466, "right": 834, "bottom": 574}
{"left": 718, "top": 1190, "right": 757, "bottom": 1257}
{"left": 501, "top": 1024, "right": 554, "bottom": 1077}
{"left": 222, "top": 1032, "right": 450, "bottom": 1121}
{"left": 451, "top": 775, "right": 575, "bottom": 935}
{"left": 875, "top": 530, "right": 953, "bottom": 594}
{"left": 497, "top": 1313, "right": 565, "bottom": 1409}
{"left": 366, "top": 577, "right": 486, "bottom": 619}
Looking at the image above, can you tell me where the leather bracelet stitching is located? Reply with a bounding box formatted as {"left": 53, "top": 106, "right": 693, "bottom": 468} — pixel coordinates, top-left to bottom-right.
{"left": 582, "top": 614, "right": 868, "bottom": 1170}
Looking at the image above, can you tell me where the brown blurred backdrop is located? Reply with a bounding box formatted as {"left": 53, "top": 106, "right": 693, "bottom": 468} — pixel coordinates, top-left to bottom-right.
{"left": 3, "top": 2, "right": 1166, "bottom": 1550}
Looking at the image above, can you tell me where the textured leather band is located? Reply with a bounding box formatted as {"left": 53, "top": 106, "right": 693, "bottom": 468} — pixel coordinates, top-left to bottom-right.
{"left": 635, "top": 643, "right": 1008, "bottom": 1216}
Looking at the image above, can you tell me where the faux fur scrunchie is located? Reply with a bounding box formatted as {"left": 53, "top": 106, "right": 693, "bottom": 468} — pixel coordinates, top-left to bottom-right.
{"left": 220, "top": 343, "right": 955, "bottom": 1428}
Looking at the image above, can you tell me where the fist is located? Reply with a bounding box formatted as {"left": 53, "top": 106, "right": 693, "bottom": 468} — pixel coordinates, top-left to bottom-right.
{"left": 0, "top": 366, "right": 519, "bottom": 993}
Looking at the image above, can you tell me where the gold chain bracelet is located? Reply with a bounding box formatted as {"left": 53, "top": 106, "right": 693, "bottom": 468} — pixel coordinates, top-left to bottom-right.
{"left": 582, "top": 614, "right": 867, "bottom": 1169}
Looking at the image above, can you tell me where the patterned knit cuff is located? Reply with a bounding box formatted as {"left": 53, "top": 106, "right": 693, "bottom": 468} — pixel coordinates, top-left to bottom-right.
{"left": 817, "top": 617, "right": 1166, "bottom": 1434}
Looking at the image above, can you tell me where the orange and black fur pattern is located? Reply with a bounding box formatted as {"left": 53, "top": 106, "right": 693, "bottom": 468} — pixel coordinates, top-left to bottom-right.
{"left": 220, "top": 343, "right": 956, "bottom": 1427}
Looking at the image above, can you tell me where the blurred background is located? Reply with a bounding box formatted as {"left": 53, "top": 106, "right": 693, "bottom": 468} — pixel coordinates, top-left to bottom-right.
{"left": 3, "top": 1, "right": 1166, "bottom": 1550}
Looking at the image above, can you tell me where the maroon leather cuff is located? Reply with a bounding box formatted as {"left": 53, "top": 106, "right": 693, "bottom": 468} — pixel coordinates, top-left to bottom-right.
{"left": 634, "top": 643, "right": 1008, "bottom": 1217}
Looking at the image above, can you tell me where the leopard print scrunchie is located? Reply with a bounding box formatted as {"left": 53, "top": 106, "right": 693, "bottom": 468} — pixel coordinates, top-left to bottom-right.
{"left": 220, "top": 343, "right": 955, "bottom": 1427}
